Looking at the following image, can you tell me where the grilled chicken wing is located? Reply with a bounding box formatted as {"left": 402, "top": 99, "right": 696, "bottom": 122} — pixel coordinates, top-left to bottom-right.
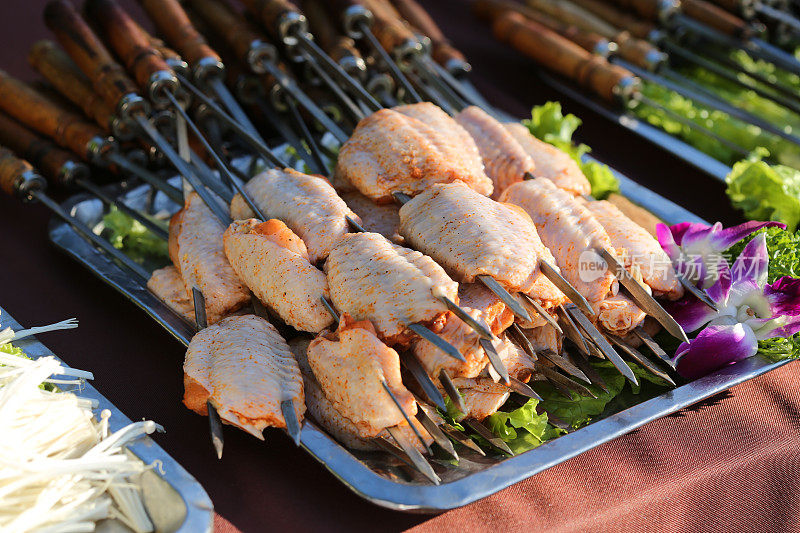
{"left": 399, "top": 182, "right": 565, "bottom": 310}
{"left": 504, "top": 122, "right": 591, "bottom": 196}
{"left": 594, "top": 293, "right": 646, "bottom": 335}
{"left": 412, "top": 282, "right": 517, "bottom": 380}
{"left": 307, "top": 315, "right": 418, "bottom": 439}
{"left": 183, "top": 315, "right": 305, "bottom": 438}
{"left": 449, "top": 377, "right": 510, "bottom": 421}
{"left": 496, "top": 336, "right": 537, "bottom": 382}
{"left": 340, "top": 190, "right": 401, "bottom": 241}
{"left": 520, "top": 324, "right": 562, "bottom": 354}
{"left": 292, "top": 337, "right": 430, "bottom": 452}
{"left": 454, "top": 106, "right": 535, "bottom": 198}
{"left": 335, "top": 105, "right": 492, "bottom": 203}
{"left": 223, "top": 219, "right": 334, "bottom": 333}
{"left": 325, "top": 232, "right": 458, "bottom": 345}
{"left": 500, "top": 178, "right": 617, "bottom": 304}
{"left": 229, "top": 168, "right": 360, "bottom": 264}
{"left": 169, "top": 192, "right": 249, "bottom": 324}
{"left": 586, "top": 200, "right": 683, "bottom": 300}
{"left": 147, "top": 265, "right": 195, "bottom": 322}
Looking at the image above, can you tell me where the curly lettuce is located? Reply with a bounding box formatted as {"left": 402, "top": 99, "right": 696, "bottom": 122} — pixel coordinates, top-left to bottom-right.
{"left": 725, "top": 158, "right": 800, "bottom": 232}
{"left": 102, "top": 207, "right": 169, "bottom": 264}
{"left": 523, "top": 102, "right": 620, "bottom": 199}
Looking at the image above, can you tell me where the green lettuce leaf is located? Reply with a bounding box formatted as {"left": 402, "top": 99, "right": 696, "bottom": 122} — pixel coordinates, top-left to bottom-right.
{"left": 102, "top": 207, "right": 169, "bottom": 263}
{"left": 486, "top": 398, "right": 566, "bottom": 454}
{"left": 523, "top": 102, "right": 620, "bottom": 199}
{"left": 537, "top": 359, "right": 673, "bottom": 429}
{"left": 725, "top": 159, "right": 800, "bottom": 232}
{"left": 0, "top": 342, "right": 26, "bottom": 357}
{"left": 727, "top": 226, "right": 800, "bottom": 361}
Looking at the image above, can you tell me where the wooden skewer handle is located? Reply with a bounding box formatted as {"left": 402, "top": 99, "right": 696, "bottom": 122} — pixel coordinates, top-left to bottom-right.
{"left": 238, "top": 0, "right": 306, "bottom": 40}
{"left": 0, "top": 147, "right": 44, "bottom": 198}
{"left": 28, "top": 40, "right": 116, "bottom": 136}
{"left": 303, "top": 0, "right": 365, "bottom": 70}
{"left": 138, "top": 0, "right": 223, "bottom": 75}
{"left": 363, "top": 0, "right": 420, "bottom": 58}
{"left": 0, "top": 71, "right": 107, "bottom": 161}
{"left": 493, "top": 12, "right": 637, "bottom": 102}
{"left": 186, "top": 0, "right": 268, "bottom": 68}
{"left": 569, "top": 0, "right": 656, "bottom": 39}
{"left": 614, "top": 33, "right": 666, "bottom": 69}
{"left": 681, "top": 0, "right": 750, "bottom": 36}
{"left": 387, "top": 0, "right": 468, "bottom": 69}
{"left": 130, "top": 19, "right": 189, "bottom": 78}
{"left": 85, "top": 0, "right": 177, "bottom": 106}
{"left": 0, "top": 112, "right": 86, "bottom": 188}
{"left": 43, "top": 0, "right": 141, "bottom": 114}
{"left": 476, "top": 0, "right": 611, "bottom": 55}
{"left": 599, "top": 0, "right": 663, "bottom": 21}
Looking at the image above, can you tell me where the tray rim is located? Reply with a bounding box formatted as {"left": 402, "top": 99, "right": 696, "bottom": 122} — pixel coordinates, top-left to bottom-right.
{"left": 0, "top": 305, "right": 214, "bottom": 531}
{"left": 45, "top": 163, "right": 787, "bottom": 512}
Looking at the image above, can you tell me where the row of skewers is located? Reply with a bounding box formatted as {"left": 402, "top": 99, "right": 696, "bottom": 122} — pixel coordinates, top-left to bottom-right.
{"left": 474, "top": 0, "right": 800, "bottom": 179}
{"left": 0, "top": 0, "right": 702, "bottom": 484}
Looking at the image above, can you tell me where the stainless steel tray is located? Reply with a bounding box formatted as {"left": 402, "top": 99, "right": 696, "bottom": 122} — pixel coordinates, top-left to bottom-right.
{"left": 47, "top": 163, "right": 789, "bottom": 512}
{"left": 0, "top": 306, "right": 214, "bottom": 531}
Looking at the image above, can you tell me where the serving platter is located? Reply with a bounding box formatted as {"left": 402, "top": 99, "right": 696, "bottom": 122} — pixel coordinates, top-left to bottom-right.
{"left": 0, "top": 306, "right": 214, "bottom": 531}
{"left": 47, "top": 156, "right": 788, "bottom": 512}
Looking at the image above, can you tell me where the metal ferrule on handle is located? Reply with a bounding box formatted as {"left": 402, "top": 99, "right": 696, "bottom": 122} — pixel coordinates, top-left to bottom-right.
{"left": 248, "top": 42, "right": 278, "bottom": 74}
{"left": 342, "top": 4, "right": 374, "bottom": 38}
{"left": 0, "top": 147, "right": 47, "bottom": 200}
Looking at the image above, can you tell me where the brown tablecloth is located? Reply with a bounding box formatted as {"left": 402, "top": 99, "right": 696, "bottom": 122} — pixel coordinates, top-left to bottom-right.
{"left": 1, "top": 1, "right": 794, "bottom": 532}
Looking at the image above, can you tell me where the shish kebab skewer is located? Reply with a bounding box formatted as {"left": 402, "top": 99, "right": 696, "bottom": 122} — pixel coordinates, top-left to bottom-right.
{"left": 487, "top": 11, "right": 800, "bottom": 154}
{"left": 316, "top": 0, "right": 425, "bottom": 104}
{"left": 42, "top": 0, "right": 236, "bottom": 222}
{"left": 183, "top": 0, "right": 349, "bottom": 144}
{"left": 0, "top": 146, "right": 151, "bottom": 281}
{"left": 291, "top": 333, "right": 444, "bottom": 482}
{"left": 135, "top": 0, "right": 264, "bottom": 143}
{"left": 83, "top": 0, "right": 288, "bottom": 181}
{"left": 0, "top": 110, "right": 167, "bottom": 241}
{"left": 237, "top": 0, "right": 384, "bottom": 114}
{"left": 2, "top": 52, "right": 183, "bottom": 205}
{"left": 188, "top": 288, "right": 305, "bottom": 455}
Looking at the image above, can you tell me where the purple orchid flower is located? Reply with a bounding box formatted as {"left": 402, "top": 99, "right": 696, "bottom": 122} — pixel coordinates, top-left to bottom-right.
{"left": 656, "top": 220, "right": 784, "bottom": 288}
{"left": 670, "top": 233, "right": 800, "bottom": 379}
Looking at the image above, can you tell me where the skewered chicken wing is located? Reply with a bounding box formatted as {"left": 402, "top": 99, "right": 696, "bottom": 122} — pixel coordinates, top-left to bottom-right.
{"left": 412, "top": 282, "right": 516, "bottom": 380}
{"left": 500, "top": 178, "right": 617, "bottom": 304}
{"left": 307, "top": 315, "right": 418, "bottom": 439}
{"left": 504, "top": 122, "right": 591, "bottom": 196}
{"left": 229, "top": 168, "right": 360, "bottom": 264}
{"left": 169, "top": 192, "right": 249, "bottom": 324}
{"left": 325, "top": 232, "right": 458, "bottom": 345}
{"left": 449, "top": 377, "right": 510, "bottom": 421}
{"left": 399, "top": 182, "right": 565, "bottom": 308}
{"left": 223, "top": 219, "right": 334, "bottom": 333}
{"left": 292, "top": 338, "right": 430, "bottom": 452}
{"left": 340, "top": 190, "right": 401, "bottom": 241}
{"left": 183, "top": 315, "right": 305, "bottom": 438}
{"left": 335, "top": 105, "right": 493, "bottom": 203}
{"left": 585, "top": 200, "right": 683, "bottom": 300}
{"left": 594, "top": 293, "right": 647, "bottom": 336}
{"left": 496, "top": 336, "right": 537, "bottom": 382}
{"left": 454, "top": 105, "right": 535, "bottom": 198}
{"left": 147, "top": 265, "right": 195, "bottom": 322}
{"left": 520, "top": 324, "right": 562, "bottom": 355}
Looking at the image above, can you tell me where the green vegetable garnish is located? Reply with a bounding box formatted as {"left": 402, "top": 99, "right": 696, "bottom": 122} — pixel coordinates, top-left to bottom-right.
{"left": 725, "top": 158, "right": 800, "bottom": 232}
{"left": 523, "top": 102, "right": 620, "bottom": 199}
{"left": 485, "top": 399, "right": 565, "bottom": 454}
{"left": 102, "top": 207, "right": 169, "bottom": 264}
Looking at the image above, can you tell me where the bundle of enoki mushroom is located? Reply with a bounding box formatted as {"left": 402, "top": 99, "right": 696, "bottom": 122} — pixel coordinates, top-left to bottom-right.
{"left": 0, "top": 336, "right": 160, "bottom": 532}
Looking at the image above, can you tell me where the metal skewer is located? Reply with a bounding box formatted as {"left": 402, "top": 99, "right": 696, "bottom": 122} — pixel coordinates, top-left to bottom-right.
{"left": 381, "top": 380, "right": 432, "bottom": 453}
{"left": 479, "top": 337, "right": 511, "bottom": 385}
{"left": 384, "top": 426, "right": 440, "bottom": 484}
{"left": 464, "top": 419, "right": 514, "bottom": 455}
{"left": 609, "top": 334, "right": 676, "bottom": 384}
{"left": 519, "top": 292, "right": 564, "bottom": 335}
{"left": 191, "top": 287, "right": 226, "bottom": 460}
